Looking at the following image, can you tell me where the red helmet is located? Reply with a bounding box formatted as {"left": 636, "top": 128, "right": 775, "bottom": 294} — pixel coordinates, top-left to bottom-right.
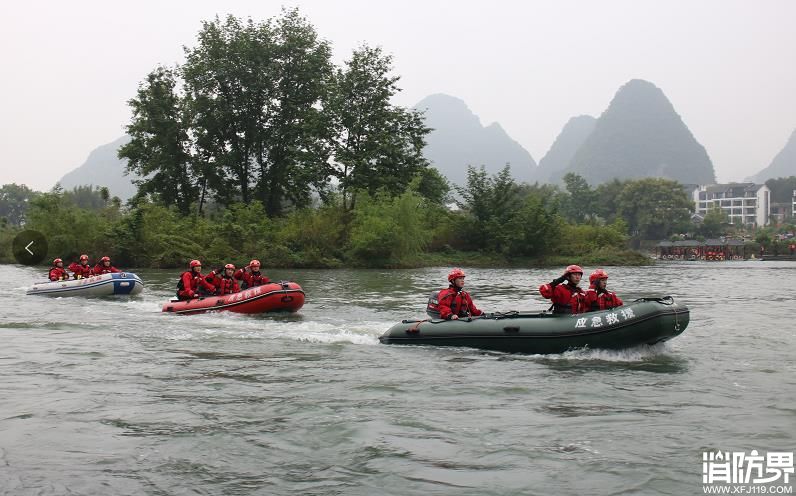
{"left": 564, "top": 264, "right": 583, "bottom": 276}
{"left": 53, "top": 258, "right": 63, "bottom": 264}
{"left": 224, "top": 263, "right": 235, "bottom": 270}
{"left": 249, "top": 259, "right": 261, "bottom": 268}
{"left": 79, "top": 254, "right": 89, "bottom": 261}
{"left": 101, "top": 256, "right": 110, "bottom": 262}
{"left": 589, "top": 269, "right": 609, "bottom": 284}
{"left": 189, "top": 259, "right": 202, "bottom": 268}
{"left": 448, "top": 267, "right": 466, "bottom": 282}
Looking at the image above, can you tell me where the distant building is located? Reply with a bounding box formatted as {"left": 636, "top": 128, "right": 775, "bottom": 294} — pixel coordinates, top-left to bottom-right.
{"left": 690, "top": 183, "right": 771, "bottom": 227}
{"left": 793, "top": 190, "right": 796, "bottom": 218}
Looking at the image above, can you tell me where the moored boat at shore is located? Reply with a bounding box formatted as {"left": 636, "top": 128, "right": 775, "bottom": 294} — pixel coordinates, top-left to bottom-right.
{"left": 161, "top": 281, "right": 305, "bottom": 315}
{"left": 379, "top": 297, "right": 689, "bottom": 354}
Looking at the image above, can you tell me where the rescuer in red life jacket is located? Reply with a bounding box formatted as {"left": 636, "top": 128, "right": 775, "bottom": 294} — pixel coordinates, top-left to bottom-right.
{"left": 205, "top": 263, "right": 240, "bottom": 296}
{"left": 233, "top": 259, "right": 270, "bottom": 289}
{"left": 68, "top": 254, "right": 94, "bottom": 279}
{"left": 48, "top": 258, "right": 70, "bottom": 281}
{"left": 437, "top": 268, "right": 485, "bottom": 320}
{"left": 539, "top": 265, "right": 586, "bottom": 314}
{"left": 93, "top": 256, "right": 121, "bottom": 275}
{"left": 177, "top": 259, "right": 216, "bottom": 300}
{"left": 583, "top": 269, "right": 623, "bottom": 312}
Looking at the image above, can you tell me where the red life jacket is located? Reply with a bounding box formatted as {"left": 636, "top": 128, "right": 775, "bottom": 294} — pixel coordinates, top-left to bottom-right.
{"left": 177, "top": 271, "right": 215, "bottom": 299}
{"left": 49, "top": 267, "right": 69, "bottom": 281}
{"left": 68, "top": 262, "right": 94, "bottom": 279}
{"left": 585, "top": 286, "right": 624, "bottom": 311}
{"left": 219, "top": 276, "right": 239, "bottom": 295}
{"left": 437, "top": 286, "right": 483, "bottom": 319}
{"left": 206, "top": 273, "right": 240, "bottom": 296}
{"left": 93, "top": 264, "right": 120, "bottom": 274}
{"left": 540, "top": 282, "right": 585, "bottom": 314}
{"left": 234, "top": 268, "right": 270, "bottom": 288}
{"left": 248, "top": 271, "right": 269, "bottom": 287}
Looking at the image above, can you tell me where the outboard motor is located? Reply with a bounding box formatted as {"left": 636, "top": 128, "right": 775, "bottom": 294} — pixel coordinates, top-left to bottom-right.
{"left": 426, "top": 290, "right": 441, "bottom": 318}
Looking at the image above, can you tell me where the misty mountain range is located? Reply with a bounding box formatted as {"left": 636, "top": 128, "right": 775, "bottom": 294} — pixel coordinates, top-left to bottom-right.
{"left": 535, "top": 115, "right": 596, "bottom": 184}
{"left": 412, "top": 94, "right": 537, "bottom": 185}
{"left": 59, "top": 135, "right": 134, "bottom": 199}
{"left": 747, "top": 129, "right": 796, "bottom": 183}
{"left": 58, "top": 79, "right": 796, "bottom": 199}
{"left": 554, "top": 79, "right": 716, "bottom": 184}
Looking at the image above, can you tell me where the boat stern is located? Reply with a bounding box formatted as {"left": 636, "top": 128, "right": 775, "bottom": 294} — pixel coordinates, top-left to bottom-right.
{"left": 112, "top": 272, "right": 144, "bottom": 295}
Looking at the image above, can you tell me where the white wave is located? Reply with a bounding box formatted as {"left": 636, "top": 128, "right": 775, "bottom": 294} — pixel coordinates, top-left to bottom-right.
{"left": 117, "top": 298, "right": 164, "bottom": 313}
{"left": 550, "top": 342, "right": 672, "bottom": 361}
{"left": 137, "top": 313, "right": 385, "bottom": 346}
{"left": 282, "top": 321, "right": 383, "bottom": 346}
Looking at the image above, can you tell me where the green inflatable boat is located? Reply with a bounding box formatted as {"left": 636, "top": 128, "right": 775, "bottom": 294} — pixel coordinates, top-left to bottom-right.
{"left": 379, "top": 296, "right": 689, "bottom": 354}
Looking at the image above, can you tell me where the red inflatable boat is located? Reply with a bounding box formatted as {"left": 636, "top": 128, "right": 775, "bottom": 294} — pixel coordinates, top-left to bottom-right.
{"left": 162, "top": 281, "right": 305, "bottom": 315}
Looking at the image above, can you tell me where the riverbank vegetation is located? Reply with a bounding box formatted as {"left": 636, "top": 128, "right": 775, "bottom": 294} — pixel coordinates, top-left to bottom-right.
{"left": 0, "top": 168, "right": 677, "bottom": 268}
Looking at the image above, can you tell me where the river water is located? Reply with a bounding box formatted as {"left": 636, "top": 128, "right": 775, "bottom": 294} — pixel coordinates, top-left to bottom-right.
{"left": 0, "top": 262, "right": 793, "bottom": 495}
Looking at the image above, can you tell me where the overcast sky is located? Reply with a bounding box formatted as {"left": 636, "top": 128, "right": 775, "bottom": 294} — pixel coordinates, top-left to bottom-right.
{"left": 1, "top": 0, "right": 794, "bottom": 190}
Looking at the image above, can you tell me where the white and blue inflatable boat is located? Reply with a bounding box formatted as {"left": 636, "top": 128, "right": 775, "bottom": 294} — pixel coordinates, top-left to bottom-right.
{"left": 26, "top": 272, "right": 144, "bottom": 297}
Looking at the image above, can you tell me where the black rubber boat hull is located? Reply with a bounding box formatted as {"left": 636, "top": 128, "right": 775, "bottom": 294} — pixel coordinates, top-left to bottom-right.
{"left": 379, "top": 298, "right": 689, "bottom": 354}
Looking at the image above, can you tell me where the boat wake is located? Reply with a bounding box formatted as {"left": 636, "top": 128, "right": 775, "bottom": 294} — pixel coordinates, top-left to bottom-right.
{"left": 553, "top": 342, "right": 672, "bottom": 361}
{"left": 525, "top": 343, "right": 690, "bottom": 373}
{"left": 286, "top": 321, "right": 383, "bottom": 346}
{"left": 480, "top": 342, "right": 677, "bottom": 364}
{"left": 127, "top": 311, "right": 384, "bottom": 346}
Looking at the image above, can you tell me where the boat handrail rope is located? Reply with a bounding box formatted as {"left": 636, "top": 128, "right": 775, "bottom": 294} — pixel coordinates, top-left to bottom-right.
{"left": 634, "top": 296, "right": 682, "bottom": 329}
{"left": 487, "top": 310, "right": 520, "bottom": 320}
{"left": 402, "top": 318, "right": 448, "bottom": 324}
{"left": 632, "top": 295, "right": 675, "bottom": 305}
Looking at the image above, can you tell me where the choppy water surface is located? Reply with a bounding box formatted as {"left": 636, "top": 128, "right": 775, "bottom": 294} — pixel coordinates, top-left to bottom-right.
{"left": 0, "top": 263, "right": 793, "bottom": 495}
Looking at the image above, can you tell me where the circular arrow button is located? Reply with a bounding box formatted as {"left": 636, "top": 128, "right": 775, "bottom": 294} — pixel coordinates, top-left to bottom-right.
{"left": 12, "top": 230, "right": 48, "bottom": 266}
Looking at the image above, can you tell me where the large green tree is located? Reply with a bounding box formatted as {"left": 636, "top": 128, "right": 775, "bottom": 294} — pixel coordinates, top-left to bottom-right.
{"left": 455, "top": 165, "right": 523, "bottom": 252}
{"left": 560, "top": 172, "right": 597, "bottom": 223}
{"left": 593, "top": 179, "right": 626, "bottom": 223}
{"left": 121, "top": 10, "right": 435, "bottom": 219}
{"left": 616, "top": 178, "right": 694, "bottom": 239}
{"left": 119, "top": 66, "right": 198, "bottom": 215}
{"left": 0, "top": 183, "right": 38, "bottom": 226}
{"left": 410, "top": 167, "right": 450, "bottom": 206}
{"left": 699, "top": 205, "right": 728, "bottom": 237}
{"left": 181, "top": 16, "right": 262, "bottom": 207}
{"left": 454, "top": 166, "right": 564, "bottom": 256}
{"left": 504, "top": 189, "right": 562, "bottom": 257}
{"left": 182, "top": 10, "right": 334, "bottom": 215}
{"left": 327, "top": 45, "right": 430, "bottom": 210}
{"left": 263, "top": 10, "right": 335, "bottom": 214}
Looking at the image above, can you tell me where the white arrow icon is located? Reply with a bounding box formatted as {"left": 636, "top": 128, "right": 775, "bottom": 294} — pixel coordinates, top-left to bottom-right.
{"left": 25, "top": 241, "right": 34, "bottom": 255}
